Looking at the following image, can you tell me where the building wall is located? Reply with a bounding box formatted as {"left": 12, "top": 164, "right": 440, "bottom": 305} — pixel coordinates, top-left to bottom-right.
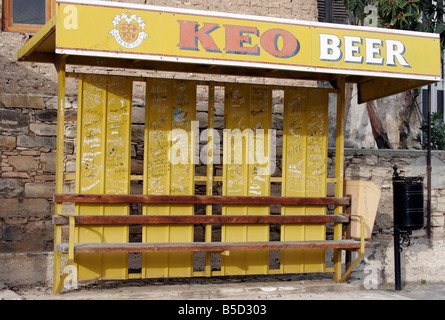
{"left": 0, "top": 0, "right": 444, "bottom": 288}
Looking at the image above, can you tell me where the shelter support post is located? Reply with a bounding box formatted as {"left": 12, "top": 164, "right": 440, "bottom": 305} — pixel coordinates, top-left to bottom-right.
{"left": 53, "top": 55, "right": 66, "bottom": 295}
{"left": 205, "top": 82, "right": 215, "bottom": 277}
{"left": 333, "top": 78, "right": 346, "bottom": 282}
{"left": 340, "top": 215, "right": 366, "bottom": 282}
{"left": 427, "top": 84, "right": 432, "bottom": 239}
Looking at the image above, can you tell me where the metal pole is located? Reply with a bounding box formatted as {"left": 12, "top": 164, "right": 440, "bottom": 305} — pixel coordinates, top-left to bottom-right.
{"left": 427, "top": 85, "right": 432, "bottom": 239}
{"left": 393, "top": 165, "right": 402, "bottom": 291}
{"left": 394, "top": 227, "right": 402, "bottom": 291}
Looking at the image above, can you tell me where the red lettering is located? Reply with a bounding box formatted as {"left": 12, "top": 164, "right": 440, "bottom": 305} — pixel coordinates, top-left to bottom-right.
{"left": 223, "top": 25, "right": 260, "bottom": 56}
{"left": 177, "top": 20, "right": 300, "bottom": 59}
{"left": 260, "top": 29, "right": 299, "bottom": 58}
{"left": 177, "top": 20, "right": 221, "bottom": 52}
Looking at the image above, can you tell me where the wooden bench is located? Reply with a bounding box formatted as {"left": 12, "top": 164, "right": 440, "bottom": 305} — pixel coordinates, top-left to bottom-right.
{"left": 52, "top": 194, "right": 367, "bottom": 294}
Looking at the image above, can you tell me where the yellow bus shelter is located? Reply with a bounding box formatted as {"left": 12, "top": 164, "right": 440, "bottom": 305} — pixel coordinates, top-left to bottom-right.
{"left": 17, "top": 0, "right": 440, "bottom": 294}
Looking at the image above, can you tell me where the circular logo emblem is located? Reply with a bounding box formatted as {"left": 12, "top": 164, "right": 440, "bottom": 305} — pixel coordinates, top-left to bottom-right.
{"left": 109, "top": 13, "right": 148, "bottom": 49}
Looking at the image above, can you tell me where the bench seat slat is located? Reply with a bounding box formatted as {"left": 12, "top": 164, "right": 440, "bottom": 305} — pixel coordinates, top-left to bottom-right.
{"left": 55, "top": 240, "right": 362, "bottom": 254}
{"left": 53, "top": 214, "right": 349, "bottom": 225}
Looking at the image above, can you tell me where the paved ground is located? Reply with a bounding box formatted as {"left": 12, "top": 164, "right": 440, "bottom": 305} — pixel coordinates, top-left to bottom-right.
{"left": 2, "top": 276, "right": 445, "bottom": 300}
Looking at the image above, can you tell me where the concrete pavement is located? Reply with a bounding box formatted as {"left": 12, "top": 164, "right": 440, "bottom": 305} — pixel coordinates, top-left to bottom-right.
{"left": 2, "top": 276, "right": 445, "bottom": 300}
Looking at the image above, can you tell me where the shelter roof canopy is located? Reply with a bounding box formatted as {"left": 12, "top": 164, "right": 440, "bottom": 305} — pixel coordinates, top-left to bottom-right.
{"left": 17, "top": 0, "right": 441, "bottom": 103}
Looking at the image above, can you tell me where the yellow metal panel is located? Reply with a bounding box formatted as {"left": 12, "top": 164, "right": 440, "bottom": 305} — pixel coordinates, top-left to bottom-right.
{"left": 102, "top": 76, "right": 132, "bottom": 279}
{"left": 246, "top": 86, "right": 271, "bottom": 275}
{"left": 281, "top": 87, "right": 307, "bottom": 273}
{"left": 143, "top": 78, "right": 173, "bottom": 278}
{"left": 75, "top": 74, "right": 106, "bottom": 281}
{"left": 222, "top": 84, "right": 271, "bottom": 275}
{"left": 75, "top": 74, "right": 132, "bottom": 281}
{"left": 143, "top": 79, "right": 195, "bottom": 278}
{"left": 281, "top": 87, "right": 328, "bottom": 273}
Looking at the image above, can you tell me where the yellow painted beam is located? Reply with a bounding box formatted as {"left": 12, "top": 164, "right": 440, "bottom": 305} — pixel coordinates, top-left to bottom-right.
{"left": 205, "top": 82, "right": 215, "bottom": 276}
{"left": 53, "top": 55, "right": 66, "bottom": 294}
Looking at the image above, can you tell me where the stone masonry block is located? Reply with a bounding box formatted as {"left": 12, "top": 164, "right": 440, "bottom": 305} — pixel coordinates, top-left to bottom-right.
{"left": 1, "top": 172, "right": 29, "bottom": 179}
{"left": 40, "top": 152, "right": 56, "bottom": 173}
{"left": 437, "top": 196, "right": 445, "bottom": 213}
{"left": 0, "top": 93, "right": 45, "bottom": 109}
{"left": 29, "top": 123, "right": 57, "bottom": 136}
{"left": 0, "top": 179, "right": 23, "bottom": 197}
{"left": 0, "top": 109, "right": 29, "bottom": 133}
{"left": 3, "top": 225, "right": 22, "bottom": 241}
{"left": 0, "top": 198, "right": 50, "bottom": 218}
{"left": 8, "top": 156, "right": 38, "bottom": 171}
{"left": 35, "top": 109, "right": 57, "bottom": 122}
{"left": 17, "top": 135, "right": 57, "bottom": 149}
{"left": 131, "top": 106, "right": 145, "bottom": 124}
{"left": 0, "top": 136, "right": 16, "bottom": 147}
{"left": 24, "top": 182, "right": 55, "bottom": 198}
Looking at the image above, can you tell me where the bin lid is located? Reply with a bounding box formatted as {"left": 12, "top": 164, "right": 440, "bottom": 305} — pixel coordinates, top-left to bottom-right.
{"left": 393, "top": 176, "right": 424, "bottom": 184}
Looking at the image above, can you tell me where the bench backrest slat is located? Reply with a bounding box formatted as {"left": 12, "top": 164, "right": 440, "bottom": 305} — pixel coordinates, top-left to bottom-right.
{"left": 54, "top": 194, "right": 350, "bottom": 206}
{"left": 53, "top": 214, "right": 349, "bottom": 225}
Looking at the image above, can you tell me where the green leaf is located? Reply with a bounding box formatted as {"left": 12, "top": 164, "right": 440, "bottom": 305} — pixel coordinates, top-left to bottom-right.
{"left": 399, "top": 0, "right": 408, "bottom": 9}
{"left": 435, "top": 23, "right": 445, "bottom": 34}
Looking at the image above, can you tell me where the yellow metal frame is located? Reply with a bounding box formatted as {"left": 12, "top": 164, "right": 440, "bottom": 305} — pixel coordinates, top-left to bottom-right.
{"left": 53, "top": 215, "right": 75, "bottom": 295}
{"left": 51, "top": 73, "right": 366, "bottom": 294}
{"left": 341, "top": 215, "right": 366, "bottom": 282}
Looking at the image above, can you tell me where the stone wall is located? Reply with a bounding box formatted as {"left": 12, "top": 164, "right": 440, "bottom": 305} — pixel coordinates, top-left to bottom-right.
{"left": 341, "top": 149, "right": 445, "bottom": 285}
{"left": 343, "top": 149, "right": 445, "bottom": 239}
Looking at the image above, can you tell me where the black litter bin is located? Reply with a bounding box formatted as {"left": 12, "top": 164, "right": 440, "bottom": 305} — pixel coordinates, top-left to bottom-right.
{"left": 393, "top": 176, "right": 424, "bottom": 231}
